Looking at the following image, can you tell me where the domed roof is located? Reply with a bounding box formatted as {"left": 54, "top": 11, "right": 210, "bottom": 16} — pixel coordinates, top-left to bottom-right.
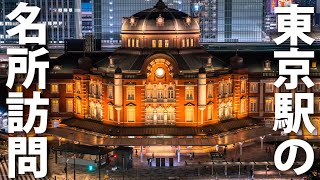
{"left": 230, "top": 54, "right": 244, "bottom": 68}
{"left": 121, "top": 0, "right": 199, "bottom": 34}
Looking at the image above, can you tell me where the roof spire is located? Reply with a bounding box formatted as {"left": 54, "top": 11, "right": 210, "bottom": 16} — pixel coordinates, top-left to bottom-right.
{"left": 154, "top": 0, "right": 167, "bottom": 9}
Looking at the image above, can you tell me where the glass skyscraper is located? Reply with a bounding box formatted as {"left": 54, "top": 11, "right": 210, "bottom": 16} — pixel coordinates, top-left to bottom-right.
{"left": 216, "top": 0, "right": 264, "bottom": 42}
{"left": 190, "top": 0, "right": 217, "bottom": 42}
{"left": 93, "top": 0, "right": 190, "bottom": 44}
{"left": 0, "top": 0, "right": 82, "bottom": 44}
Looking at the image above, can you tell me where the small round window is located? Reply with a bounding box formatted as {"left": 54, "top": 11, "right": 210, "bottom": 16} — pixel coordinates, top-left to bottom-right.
{"left": 155, "top": 68, "right": 165, "bottom": 78}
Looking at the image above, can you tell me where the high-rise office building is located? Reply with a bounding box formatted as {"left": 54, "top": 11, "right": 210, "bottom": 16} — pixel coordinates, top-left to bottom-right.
{"left": 0, "top": 0, "right": 82, "bottom": 44}
{"left": 191, "top": 0, "right": 265, "bottom": 42}
{"left": 93, "top": 0, "right": 190, "bottom": 44}
{"left": 82, "top": 0, "right": 93, "bottom": 36}
{"left": 190, "top": 0, "right": 217, "bottom": 42}
{"left": 216, "top": 0, "right": 264, "bottom": 42}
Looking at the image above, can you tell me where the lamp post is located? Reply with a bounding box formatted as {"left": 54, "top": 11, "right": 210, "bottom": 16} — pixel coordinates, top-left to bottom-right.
{"left": 70, "top": 132, "right": 76, "bottom": 180}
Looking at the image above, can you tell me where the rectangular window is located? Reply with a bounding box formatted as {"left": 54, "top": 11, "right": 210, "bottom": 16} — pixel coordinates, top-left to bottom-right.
{"left": 240, "top": 80, "right": 246, "bottom": 93}
{"left": 132, "top": 39, "right": 135, "bottom": 47}
{"left": 108, "top": 105, "right": 114, "bottom": 120}
{"left": 16, "top": 85, "right": 22, "bottom": 92}
{"left": 208, "top": 85, "right": 213, "bottom": 98}
{"left": 158, "top": 40, "right": 162, "bottom": 48}
{"left": 207, "top": 105, "right": 212, "bottom": 120}
{"left": 152, "top": 40, "right": 157, "bottom": 48}
{"left": 128, "top": 38, "right": 131, "bottom": 47}
{"left": 265, "top": 83, "right": 274, "bottom": 93}
{"left": 185, "top": 86, "right": 194, "bottom": 100}
{"left": 51, "top": 84, "right": 59, "bottom": 93}
{"left": 108, "top": 86, "right": 113, "bottom": 99}
{"left": 190, "top": 38, "right": 194, "bottom": 47}
{"left": 240, "top": 99, "right": 246, "bottom": 113}
{"left": 165, "top": 40, "right": 169, "bottom": 47}
{"left": 186, "top": 38, "right": 189, "bottom": 47}
{"left": 76, "top": 82, "right": 81, "bottom": 93}
{"left": 182, "top": 39, "right": 185, "bottom": 47}
{"left": 127, "top": 107, "right": 135, "bottom": 122}
{"left": 249, "top": 98, "right": 258, "bottom": 112}
{"left": 66, "top": 83, "right": 73, "bottom": 93}
{"left": 66, "top": 99, "right": 73, "bottom": 112}
{"left": 185, "top": 106, "right": 194, "bottom": 122}
{"left": 249, "top": 83, "right": 258, "bottom": 93}
{"left": 136, "top": 39, "right": 139, "bottom": 47}
{"left": 51, "top": 99, "right": 59, "bottom": 113}
{"left": 127, "top": 86, "right": 135, "bottom": 100}
{"left": 265, "top": 98, "right": 274, "bottom": 112}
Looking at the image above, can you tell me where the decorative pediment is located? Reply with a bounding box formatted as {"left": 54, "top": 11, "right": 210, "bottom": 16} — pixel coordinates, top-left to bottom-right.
{"left": 207, "top": 101, "right": 214, "bottom": 105}
{"left": 184, "top": 102, "right": 195, "bottom": 106}
{"left": 126, "top": 102, "right": 136, "bottom": 107}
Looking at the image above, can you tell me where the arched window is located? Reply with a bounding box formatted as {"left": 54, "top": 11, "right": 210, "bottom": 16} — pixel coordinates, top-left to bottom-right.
{"left": 167, "top": 106, "right": 175, "bottom": 121}
{"left": 145, "top": 106, "right": 153, "bottom": 121}
{"left": 168, "top": 86, "right": 174, "bottom": 99}
{"left": 90, "top": 102, "right": 96, "bottom": 118}
{"left": 157, "top": 106, "right": 164, "bottom": 121}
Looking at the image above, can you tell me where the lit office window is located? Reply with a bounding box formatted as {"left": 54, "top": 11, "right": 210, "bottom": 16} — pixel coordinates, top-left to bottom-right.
{"left": 152, "top": 40, "right": 157, "bottom": 48}
{"left": 127, "top": 107, "right": 136, "bottom": 122}
{"left": 158, "top": 40, "right": 163, "bottom": 48}
{"left": 66, "top": 99, "right": 73, "bottom": 112}
{"left": 66, "top": 84, "right": 73, "bottom": 93}
{"left": 51, "top": 99, "right": 59, "bottom": 113}
{"left": 165, "top": 40, "right": 169, "bottom": 47}
{"left": 185, "top": 106, "right": 194, "bottom": 122}
{"left": 51, "top": 84, "right": 59, "bottom": 93}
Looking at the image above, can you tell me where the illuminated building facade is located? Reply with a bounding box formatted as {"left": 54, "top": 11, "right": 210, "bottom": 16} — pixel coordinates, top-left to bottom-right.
{"left": 10, "top": 1, "right": 320, "bottom": 141}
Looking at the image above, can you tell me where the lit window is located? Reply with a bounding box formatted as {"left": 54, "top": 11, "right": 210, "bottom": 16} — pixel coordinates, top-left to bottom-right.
{"left": 127, "top": 106, "right": 136, "bottom": 122}
{"left": 128, "top": 38, "right": 131, "bottom": 47}
{"left": 76, "top": 81, "right": 81, "bottom": 93}
{"left": 265, "top": 83, "right": 274, "bottom": 93}
{"left": 158, "top": 40, "right": 162, "bottom": 48}
{"left": 152, "top": 40, "right": 157, "bottom": 48}
{"left": 66, "top": 99, "right": 73, "bottom": 112}
{"left": 168, "top": 86, "right": 174, "bottom": 99}
{"left": 207, "top": 104, "right": 213, "bottom": 120}
{"left": 76, "top": 98, "right": 81, "bottom": 114}
{"left": 51, "top": 99, "right": 59, "bottom": 113}
{"left": 185, "top": 106, "right": 194, "bottom": 122}
{"left": 108, "top": 86, "right": 113, "bottom": 99}
{"left": 265, "top": 98, "right": 274, "bottom": 112}
{"left": 16, "top": 85, "right": 22, "bottom": 92}
{"left": 108, "top": 104, "right": 114, "bottom": 120}
{"left": 240, "top": 80, "right": 246, "bottom": 93}
{"left": 186, "top": 38, "right": 189, "bottom": 47}
{"left": 66, "top": 84, "right": 73, "bottom": 93}
{"left": 208, "top": 84, "right": 213, "bottom": 98}
{"left": 190, "top": 38, "right": 194, "bottom": 47}
{"left": 249, "top": 98, "right": 258, "bottom": 112}
{"left": 132, "top": 39, "right": 135, "bottom": 47}
{"left": 165, "top": 40, "right": 169, "bottom": 47}
{"left": 240, "top": 99, "right": 246, "bottom": 114}
{"left": 167, "top": 107, "right": 175, "bottom": 121}
{"left": 182, "top": 39, "right": 185, "bottom": 47}
{"left": 127, "top": 86, "right": 135, "bottom": 100}
{"left": 136, "top": 39, "right": 139, "bottom": 47}
{"left": 51, "top": 84, "right": 59, "bottom": 93}
{"left": 249, "top": 83, "right": 258, "bottom": 93}
{"left": 90, "top": 103, "right": 96, "bottom": 118}
{"left": 185, "top": 86, "right": 194, "bottom": 100}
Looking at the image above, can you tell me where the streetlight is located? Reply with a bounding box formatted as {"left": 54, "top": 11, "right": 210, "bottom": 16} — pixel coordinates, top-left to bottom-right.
{"left": 70, "top": 132, "right": 76, "bottom": 180}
